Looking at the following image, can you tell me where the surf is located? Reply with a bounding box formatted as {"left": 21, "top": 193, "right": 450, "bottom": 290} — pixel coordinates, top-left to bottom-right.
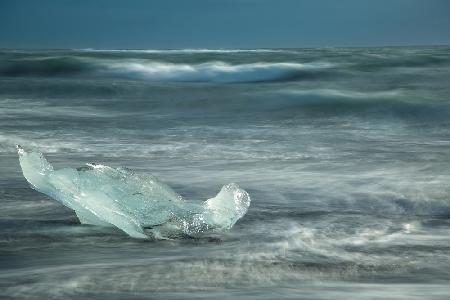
{"left": 0, "top": 55, "right": 332, "bottom": 83}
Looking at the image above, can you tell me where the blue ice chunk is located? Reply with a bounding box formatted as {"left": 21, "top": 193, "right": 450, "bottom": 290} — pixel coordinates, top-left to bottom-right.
{"left": 16, "top": 145, "right": 250, "bottom": 239}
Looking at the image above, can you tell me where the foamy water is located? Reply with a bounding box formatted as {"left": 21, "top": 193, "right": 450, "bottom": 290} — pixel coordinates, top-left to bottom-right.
{"left": 1, "top": 46, "right": 450, "bottom": 299}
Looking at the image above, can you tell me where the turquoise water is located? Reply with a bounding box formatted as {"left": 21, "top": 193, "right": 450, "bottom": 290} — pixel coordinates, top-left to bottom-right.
{"left": 1, "top": 47, "right": 450, "bottom": 299}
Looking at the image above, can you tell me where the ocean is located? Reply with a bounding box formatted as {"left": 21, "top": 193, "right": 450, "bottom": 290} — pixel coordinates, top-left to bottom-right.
{"left": 1, "top": 46, "right": 450, "bottom": 299}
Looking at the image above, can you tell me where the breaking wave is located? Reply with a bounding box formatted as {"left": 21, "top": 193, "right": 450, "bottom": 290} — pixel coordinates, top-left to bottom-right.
{"left": 0, "top": 57, "right": 333, "bottom": 82}
{"left": 104, "top": 61, "right": 332, "bottom": 82}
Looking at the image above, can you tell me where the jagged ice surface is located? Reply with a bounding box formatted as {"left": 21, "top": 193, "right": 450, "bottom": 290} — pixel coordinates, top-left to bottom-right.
{"left": 16, "top": 146, "right": 250, "bottom": 239}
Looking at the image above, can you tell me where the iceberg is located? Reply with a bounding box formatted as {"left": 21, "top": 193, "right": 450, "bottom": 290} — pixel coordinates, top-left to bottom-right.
{"left": 16, "top": 145, "right": 250, "bottom": 239}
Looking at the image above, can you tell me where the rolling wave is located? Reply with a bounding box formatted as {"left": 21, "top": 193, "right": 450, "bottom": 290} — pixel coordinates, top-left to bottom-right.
{"left": 0, "top": 57, "right": 91, "bottom": 77}
{"left": 0, "top": 57, "right": 333, "bottom": 82}
{"left": 104, "top": 61, "right": 332, "bottom": 82}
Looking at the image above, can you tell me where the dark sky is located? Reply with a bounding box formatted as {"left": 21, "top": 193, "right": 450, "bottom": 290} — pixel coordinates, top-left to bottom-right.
{"left": 0, "top": 0, "right": 449, "bottom": 49}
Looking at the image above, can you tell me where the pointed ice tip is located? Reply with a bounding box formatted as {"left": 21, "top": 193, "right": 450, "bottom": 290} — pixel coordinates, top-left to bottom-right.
{"left": 16, "top": 144, "right": 25, "bottom": 155}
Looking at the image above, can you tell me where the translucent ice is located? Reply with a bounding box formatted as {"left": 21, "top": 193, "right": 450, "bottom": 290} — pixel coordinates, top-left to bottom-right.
{"left": 16, "top": 146, "right": 250, "bottom": 239}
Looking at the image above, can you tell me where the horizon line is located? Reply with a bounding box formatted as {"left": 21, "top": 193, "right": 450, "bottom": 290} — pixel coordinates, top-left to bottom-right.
{"left": 1, "top": 43, "right": 449, "bottom": 51}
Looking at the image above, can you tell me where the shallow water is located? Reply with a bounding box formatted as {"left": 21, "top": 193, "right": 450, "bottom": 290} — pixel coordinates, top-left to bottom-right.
{"left": 1, "top": 46, "right": 450, "bottom": 299}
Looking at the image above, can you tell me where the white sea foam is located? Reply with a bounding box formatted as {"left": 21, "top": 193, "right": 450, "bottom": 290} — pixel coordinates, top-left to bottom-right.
{"left": 101, "top": 61, "right": 332, "bottom": 82}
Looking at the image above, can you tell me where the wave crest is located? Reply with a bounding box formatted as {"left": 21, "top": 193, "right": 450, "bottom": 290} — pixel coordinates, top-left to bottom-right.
{"left": 0, "top": 57, "right": 333, "bottom": 83}
{"left": 105, "top": 61, "right": 331, "bottom": 82}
